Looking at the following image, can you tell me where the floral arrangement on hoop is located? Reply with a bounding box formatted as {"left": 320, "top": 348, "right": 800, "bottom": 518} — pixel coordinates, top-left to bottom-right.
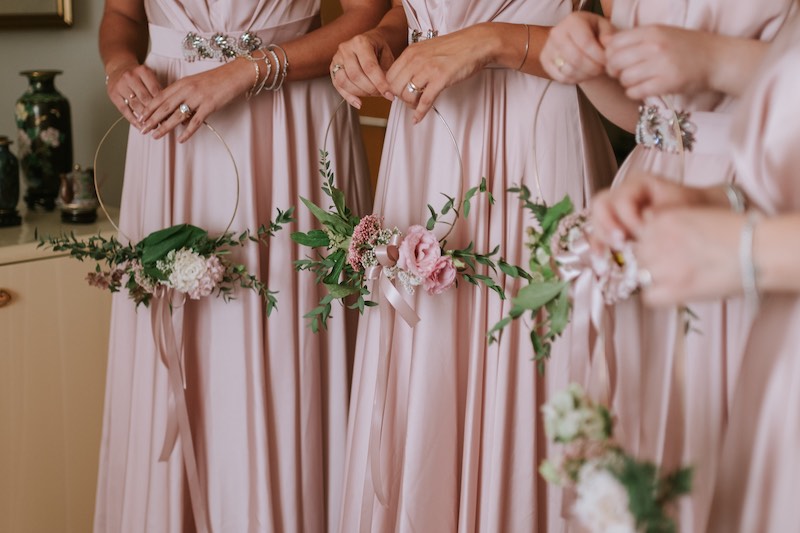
{"left": 38, "top": 208, "right": 294, "bottom": 312}
{"left": 291, "top": 150, "right": 515, "bottom": 331}
{"left": 488, "top": 186, "right": 640, "bottom": 370}
{"left": 540, "top": 384, "right": 692, "bottom": 533}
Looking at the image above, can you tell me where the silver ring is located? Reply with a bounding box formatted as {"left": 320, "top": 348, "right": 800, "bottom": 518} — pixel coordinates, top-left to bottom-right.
{"left": 554, "top": 56, "right": 566, "bottom": 72}
{"left": 637, "top": 268, "right": 653, "bottom": 288}
{"left": 407, "top": 80, "right": 423, "bottom": 94}
{"left": 331, "top": 63, "right": 343, "bottom": 79}
{"left": 123, "top": 97, "right": 130, "bottom": 106}
{"left": 179, "top": 103, "right": 193, "bottom": 117}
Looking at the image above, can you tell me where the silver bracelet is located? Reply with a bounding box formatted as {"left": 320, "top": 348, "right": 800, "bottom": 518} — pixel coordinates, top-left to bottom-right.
{"left": 268, "top": 43, "right": 289, "bottom": 91}
{"left": 262, "top": 47, "right": 282, "bottom": 91}
{"left": 517, "top": 24, "right": 530, "bottom": 71}
{"left": 739, "top": 212, "right": 761, "bottom": 307}
{"left": 724, "top": 183, "right": 747, "bottom": 214}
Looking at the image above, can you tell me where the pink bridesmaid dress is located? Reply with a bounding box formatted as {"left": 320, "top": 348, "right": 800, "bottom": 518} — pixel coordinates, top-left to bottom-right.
{"left": 708, "top": 14, "right": 800, "bottom": 531}
{"left": 337, "top": 2, "right": 616, "bottom": 532}
{"left": 93, "top": 1, "right": 371, "bottom": 531}
{"left": 602, "top": 1, "right": 795, "bottom": 531}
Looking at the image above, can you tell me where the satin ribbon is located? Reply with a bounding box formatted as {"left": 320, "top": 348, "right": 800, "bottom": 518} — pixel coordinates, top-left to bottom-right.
{"left": 150, "top": 289, "right": 210, "bottom": 533}
{"left": 362, "top": 234, "right": 421, "bottom": 507}
{"left": 554, "top": 235, "right": 613, "bottom": 407}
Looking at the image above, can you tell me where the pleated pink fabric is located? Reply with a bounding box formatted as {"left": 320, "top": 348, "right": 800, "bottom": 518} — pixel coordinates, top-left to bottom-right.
{"left": 337, "top": 2, "right": 616, "bottom": 532}
{"left": 596, "top": 2, "right": 796, "bottom": 532}
{"left": 93, "top": 2, "right": 371, "bottom": 532}
{"left": 708, "top": 14, "right": 800, "bottom": 530}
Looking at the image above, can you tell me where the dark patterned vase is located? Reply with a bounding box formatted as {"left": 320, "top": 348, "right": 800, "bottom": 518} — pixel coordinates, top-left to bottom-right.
{"left": 0, "top": 136, "right": 21, "bottom": 227}
{"left": 15, "top": 70, "right": 73, "bottom": 211}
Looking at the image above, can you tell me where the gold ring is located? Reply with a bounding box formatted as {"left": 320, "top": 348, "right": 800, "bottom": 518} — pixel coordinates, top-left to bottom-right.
{"left": 331, "top": 63, "right": 343, "bottom": 79}
{"left": 129, "top": 93, "right": 136, "bottom": 100}
{"left": 407, "top": 80, "right": 423, "bottom": 94}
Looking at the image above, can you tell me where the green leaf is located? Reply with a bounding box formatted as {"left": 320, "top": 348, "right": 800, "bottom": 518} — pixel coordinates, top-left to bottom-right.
{"left": 541, "top": 195, "right": 574, "bottom": 232}
{"left": 140, "top": 224, "right": 208, "bottom": 265}
{"left": 512, "top": 281, "right": 568, "bottom": 312}
{"left": 324, "top": 283, "right": 361, "bottom": 299}
{"left": 498, "top": 260, "right": 520, "bottom": 278}
{"left": 299, "top": 196, "right": 350, "bottom": 234}
{"left": 322, "top": 249, "right": 346, "bottom": 285}
{"left": 291, "top": 229, "right": 330, "bottom": 248}
{"left": 548, "top": 286, "right": 571, "bottom": 335}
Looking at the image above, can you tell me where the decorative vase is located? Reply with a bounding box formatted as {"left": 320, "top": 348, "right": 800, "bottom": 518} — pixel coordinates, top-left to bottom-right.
{"left": 15, "top": 70, "right": 73, "bottom": 211}
{"left": 0, "top": 136, "right": 22, "bottom": 227}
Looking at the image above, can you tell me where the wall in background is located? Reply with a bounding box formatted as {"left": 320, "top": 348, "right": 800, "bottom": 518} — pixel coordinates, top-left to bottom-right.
{"left": 0, "top": 0, "right": 126, "bottom": 206}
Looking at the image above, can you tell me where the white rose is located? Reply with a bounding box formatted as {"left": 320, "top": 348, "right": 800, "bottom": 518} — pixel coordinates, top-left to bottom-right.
{"left": 556, "top": 410, "right": 583, "bottom": 442}
{"left": 166, "top": 248, "right": 208, "bottom": 294}
{"left": 551, "top": 389, "right": 575, "bottom": 414}
{"left": 573, "top": 463, "right": 636, "bottom": 533}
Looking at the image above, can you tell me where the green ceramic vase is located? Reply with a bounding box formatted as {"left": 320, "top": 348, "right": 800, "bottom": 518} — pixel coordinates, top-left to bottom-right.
{"left": 15, "top": 70, "right": 73, "bottom": 211}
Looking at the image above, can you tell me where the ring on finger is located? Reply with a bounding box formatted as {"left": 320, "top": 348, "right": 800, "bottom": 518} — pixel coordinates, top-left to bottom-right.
{"left": 554, "top": 56, "right": 567, "bottom": 72}
{"left": 179, "top": 103, "right": 194, "bottom": 118}
{"left": 637, "top": 268, "right": 654, "bottom": 288}
{"left": 331, "top": 63, "right": 343, "bottom": 79}
{"left": 123, "top": 96, "right": 130, "bottom": 106}
{"left": 407, "top": 80, "right": 424, "bottom": 94}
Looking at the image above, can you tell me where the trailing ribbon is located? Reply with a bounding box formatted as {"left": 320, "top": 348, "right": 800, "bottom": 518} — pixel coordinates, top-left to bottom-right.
{"left": 150, "top": 289, "right": 210, "bottom": 533}
{"left": 554, "top": 233, "right": 613, "bottom": 406}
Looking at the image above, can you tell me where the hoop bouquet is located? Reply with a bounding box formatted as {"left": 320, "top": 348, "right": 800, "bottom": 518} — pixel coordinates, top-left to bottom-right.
{"left": 37, "top": 118, "right": 293, "bottom": 312}
{"left": 488, "top": 185, "right": 641, "bottom": 371}
{"left": 293, "top": 107, "right": 519, "bottom": 330}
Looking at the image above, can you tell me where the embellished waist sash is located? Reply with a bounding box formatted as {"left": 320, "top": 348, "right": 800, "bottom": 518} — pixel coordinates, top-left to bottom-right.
{"left": 635, "top": 104, "right": 732, "bottom": 156}
{"left": 148, "top": 16, "right": 320, "bottom": 61}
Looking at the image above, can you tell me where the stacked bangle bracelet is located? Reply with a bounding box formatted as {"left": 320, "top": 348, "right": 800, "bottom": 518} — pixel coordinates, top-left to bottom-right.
{"left": 244, "top": 43, "right": 290, "bottom": 99}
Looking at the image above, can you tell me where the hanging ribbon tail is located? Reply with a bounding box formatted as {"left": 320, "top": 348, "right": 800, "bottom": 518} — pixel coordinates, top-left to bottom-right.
{"left": 369, "top": 285, "right": 395, "bottom": 507}
{"left": 150, "top": 293, "right": 211, "bottom": 533}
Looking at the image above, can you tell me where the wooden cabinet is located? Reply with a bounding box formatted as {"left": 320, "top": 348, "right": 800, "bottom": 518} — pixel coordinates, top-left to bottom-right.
{"left": 0, "top": 210, "right": 114, "bottom": 533}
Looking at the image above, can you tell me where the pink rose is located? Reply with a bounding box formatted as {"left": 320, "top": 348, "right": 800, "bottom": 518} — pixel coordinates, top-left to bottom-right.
{"left": 397, "top": 225, "right": 441, "bottom": 278}
{"left": 423, "top": 255, "right": 457, "bottom": 295}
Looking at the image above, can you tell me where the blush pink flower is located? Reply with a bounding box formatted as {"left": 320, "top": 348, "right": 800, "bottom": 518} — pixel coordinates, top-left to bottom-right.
{"left": 348, "top": 214, "right": 382, "bottom": 270}
{"left": 187, "top": 255, "right": 226, "bottom": 300}
{"left": 397, "top": 225, "right": 441, "bottom": 278}
{"left": 423, "top": 255, "right": 457, "bottom": 295}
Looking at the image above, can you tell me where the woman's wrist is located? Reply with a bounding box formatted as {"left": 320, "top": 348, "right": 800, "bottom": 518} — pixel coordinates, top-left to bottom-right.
{"left": 482, "top": 22, "right": 530, "bottom": 69}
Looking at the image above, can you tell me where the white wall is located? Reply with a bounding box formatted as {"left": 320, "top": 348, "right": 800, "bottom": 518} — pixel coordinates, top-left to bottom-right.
{"left": 0, "top": 0, "right": 125, "bottom": 206}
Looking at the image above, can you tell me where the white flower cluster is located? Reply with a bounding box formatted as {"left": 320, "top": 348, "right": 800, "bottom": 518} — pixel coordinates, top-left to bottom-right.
{"left": 541, "top": 383, "right": 610, "bottom": 443}
{"left": 157, "top": 248, "right": 225, "bottom": 299}
{"left": 573, "top": 462, "right": 637, "bottom": 533}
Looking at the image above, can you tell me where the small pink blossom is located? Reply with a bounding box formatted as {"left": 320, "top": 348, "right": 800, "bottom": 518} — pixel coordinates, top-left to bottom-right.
{"left": 187, "top": 255, "right": 226, "bottom": 299}
{"left": 39, "top": 127, "right": 60, "bottom": 148}
{"left": 550, "top": 211, "right": 589, "bottom": 255}
{"left": 397, "top": 225, "right": 441, "bottom": 278}
{"left": 423, "top": 255, "right": 457, "bottom": 295}
{"left": 348, "top": 214, "right": 382, "bottom": 270}
{"left": 86, "top": 271, "right": 111, "bottom": 290}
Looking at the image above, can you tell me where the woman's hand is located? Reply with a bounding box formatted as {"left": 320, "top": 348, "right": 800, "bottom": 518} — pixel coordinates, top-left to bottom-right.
{"left": 540, "top": 12, "right": 614, "bottom": 85}
{"left": 590, "top": 172, "right": 709, "bottom": 248}
{"left": 603, "top": 25, "right": 717, "bottom": 99}
{"left": 330, "top": 29, "right": 396, "bottom": 109}
{"left": 106, "top": 63, "right": 162, "bottom": 128}
{"left": 635, "top": 208, "right": 744, "bottom": 305}
{"left": 140, "top": 59, "right": 252, "bottom": 142}
{"left": 385, "top": 23, "right": 513, "bottom": 123}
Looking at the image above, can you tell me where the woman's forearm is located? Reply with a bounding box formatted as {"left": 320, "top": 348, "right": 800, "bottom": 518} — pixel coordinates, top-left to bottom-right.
{"left": 99, "top": 2, "right": 149, "bottom": 77}
{"left": 707, "top": 35, "right": 770, "bottom": 97}
{"left": 579, "top": 75, "right": 639, "bottom": 132}
{"left": 755, "top": 214, "right": 800, "bottom": 293}
{"left": 279, "top": 2, "right": 395, "bottom": 81}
